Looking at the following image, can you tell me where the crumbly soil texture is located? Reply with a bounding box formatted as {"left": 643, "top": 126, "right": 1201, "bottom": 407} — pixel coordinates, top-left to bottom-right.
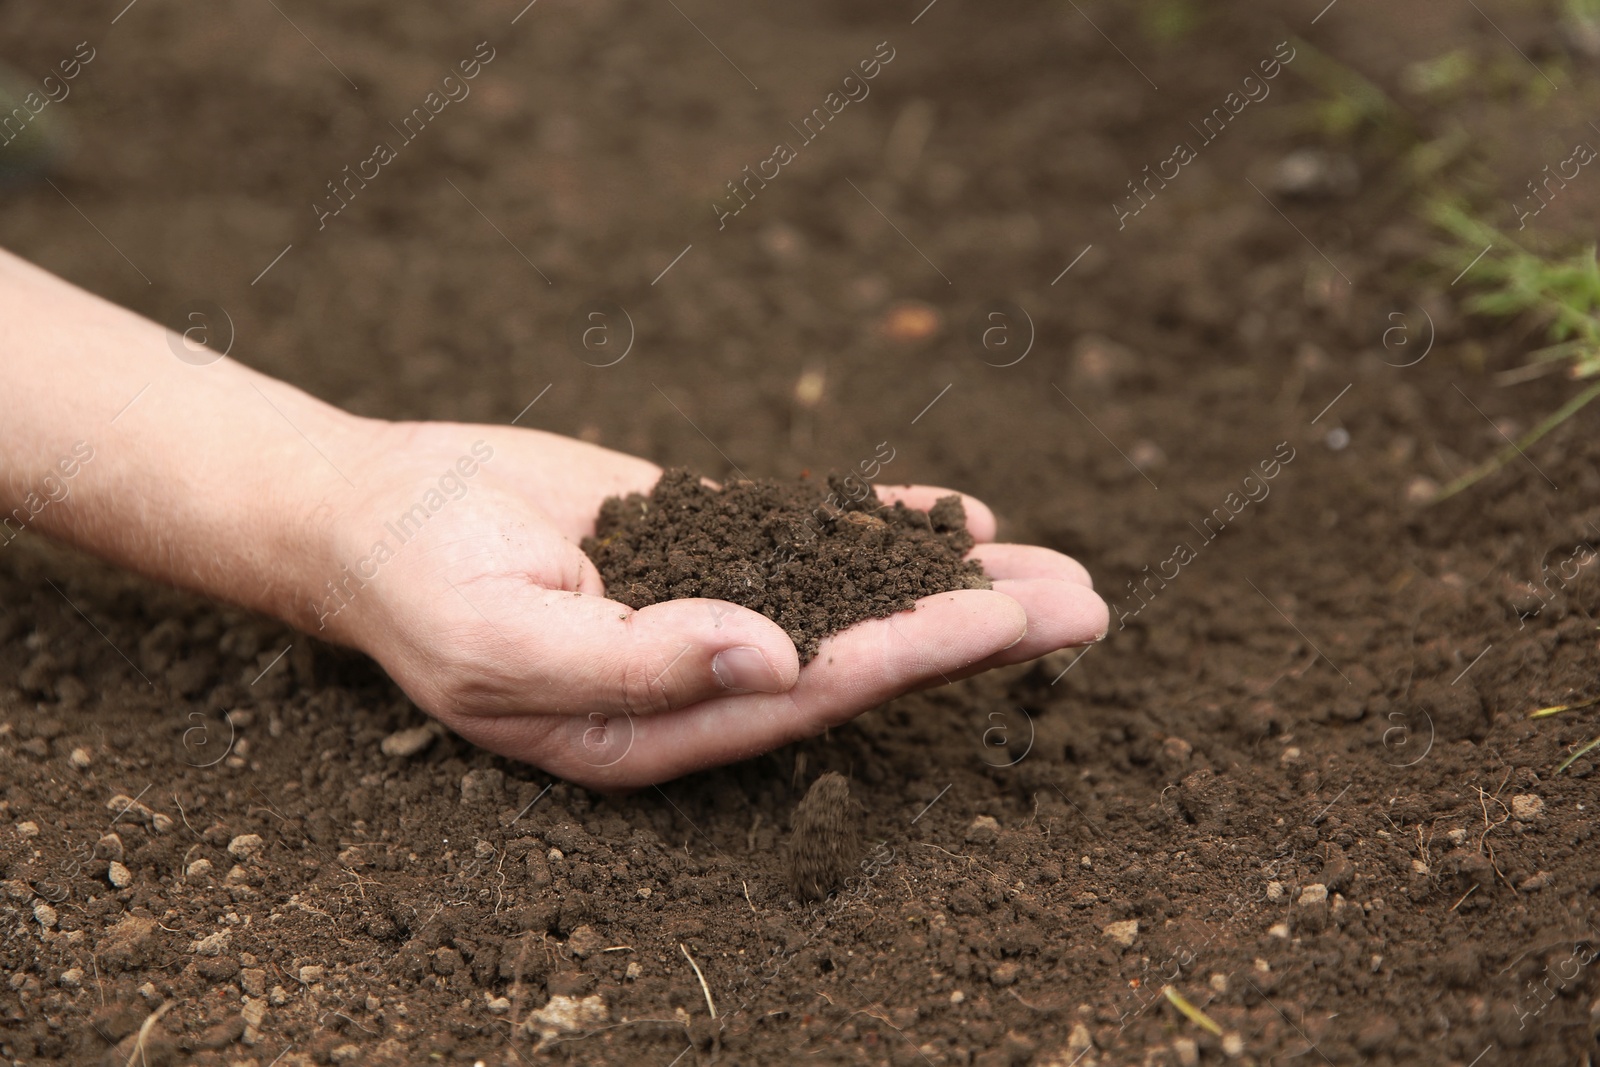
{"left": 5, "top": 1, "right": 1600, "bottom": 1066}
{"left": 582, "top": 468, "right": 986, "bottom": 662}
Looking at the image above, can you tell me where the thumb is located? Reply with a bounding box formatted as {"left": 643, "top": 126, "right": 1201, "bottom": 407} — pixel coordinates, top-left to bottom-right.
{"left": 489, "top": 590, "right": 801, "bottom": 717}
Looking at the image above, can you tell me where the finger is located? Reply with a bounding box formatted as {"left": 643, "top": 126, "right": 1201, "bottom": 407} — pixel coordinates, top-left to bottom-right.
{"left": 967, "top": 543, "right": 1095, "bottom": 588}
{"left": 438, "top": 587, "right": 801, "bottom": 717}
{"left": 872, "top": 485, "right": 997, "bottom": 542}
{"left": 919, "top": 577, "right": 1107, "bottom": 682}
{"left": 522, "top": 589, "right": 1029, "bottom": 788}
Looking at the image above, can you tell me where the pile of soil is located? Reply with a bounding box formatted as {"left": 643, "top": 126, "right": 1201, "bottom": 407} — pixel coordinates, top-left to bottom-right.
{"left": 582, "top": 468, "right": 987, "bottom": 661}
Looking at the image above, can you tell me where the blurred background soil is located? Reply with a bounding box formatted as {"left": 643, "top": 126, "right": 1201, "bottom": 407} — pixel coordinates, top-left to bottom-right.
{"left": 3, "top": 0, "right": 1600, "bottom": 1064}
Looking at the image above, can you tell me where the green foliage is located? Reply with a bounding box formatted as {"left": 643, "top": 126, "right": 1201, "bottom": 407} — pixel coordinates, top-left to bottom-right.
{"left": 1427, "top": 200, "right": 1600, "bottom": 500}
{"left": 1286, "top": 37, "right": 1414, "bottom": 145}
{"left": 1428, "top": 200, "right": 1600, "bottom": 378}
{"left": 1401, "top": 51, "right": 1475, "bottom": 98}
{"left": 1138, "top": 0, "right": 1202, "bottom": 44}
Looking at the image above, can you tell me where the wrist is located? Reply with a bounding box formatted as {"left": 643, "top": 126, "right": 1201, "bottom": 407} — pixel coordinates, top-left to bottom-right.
{"left": 250, "top": 396, "right": 398, "bottom": 645}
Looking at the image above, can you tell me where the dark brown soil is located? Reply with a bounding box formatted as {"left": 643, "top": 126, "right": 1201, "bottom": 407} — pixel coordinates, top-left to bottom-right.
{"left": 3, "top": 1, "right": 1600, "bottom": 1065}
{"left": 582, "top": 468, "right": 986, "bottom": 662}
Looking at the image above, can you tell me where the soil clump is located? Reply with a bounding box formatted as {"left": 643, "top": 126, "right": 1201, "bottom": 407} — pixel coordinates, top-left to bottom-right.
{"left": 582, "top": 468, "right": 988, "bottom": 662}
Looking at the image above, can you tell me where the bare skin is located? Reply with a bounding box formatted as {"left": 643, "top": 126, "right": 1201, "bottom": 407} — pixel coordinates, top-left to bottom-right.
{"left": 0, "top": 248, "right": 1109, "bottom": 789}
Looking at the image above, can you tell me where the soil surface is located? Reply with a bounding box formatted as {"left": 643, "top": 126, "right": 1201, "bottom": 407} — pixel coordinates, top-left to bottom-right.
{"left": 582, "top": 468, "right": 985, "bottom": 662}
{"left": 3, "top": 1, "right": 1600, "bottom": 1065}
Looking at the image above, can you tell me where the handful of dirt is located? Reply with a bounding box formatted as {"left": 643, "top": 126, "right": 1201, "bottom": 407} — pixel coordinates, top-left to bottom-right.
{"left": 581, "top": 468, "right": 989, "bottom": 662}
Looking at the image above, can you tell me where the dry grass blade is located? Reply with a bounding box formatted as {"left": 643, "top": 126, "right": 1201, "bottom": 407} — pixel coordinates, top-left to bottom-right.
{"left": 1530, "top": 696, "right": 1600, "bottom": 718}
{"left": 680, "top": 942, "right": 717, "bottom": 1018}
{"left": 1556, "top": 736, "right": 1600, "bottom": 774}
{"left": 1162, "top": 985, "right": 1223, "bottom": 1036}
{"left": 125, "top": 1002, "right": 173, "bottom": 1067}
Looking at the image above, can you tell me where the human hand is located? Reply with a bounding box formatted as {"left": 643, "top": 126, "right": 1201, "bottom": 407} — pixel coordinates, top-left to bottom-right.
{"left": 309, "top": 420, "right": 1107, "bottom": 789}
{"left": 0, "top": 251, "right": 1103, "bottom": 790}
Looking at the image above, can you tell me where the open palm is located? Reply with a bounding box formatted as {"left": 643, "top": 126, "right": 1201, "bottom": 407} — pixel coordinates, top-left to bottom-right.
{"left": 318, "top": 420, "right": 1108, "bottom": 789}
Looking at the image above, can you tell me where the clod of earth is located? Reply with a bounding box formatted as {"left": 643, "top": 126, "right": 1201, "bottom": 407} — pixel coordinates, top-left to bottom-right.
{"left": 582, "top": 468, "right": 988, "bottom": 662}
{"left": 785, "top": 771, "right": 862, "bottom": 901}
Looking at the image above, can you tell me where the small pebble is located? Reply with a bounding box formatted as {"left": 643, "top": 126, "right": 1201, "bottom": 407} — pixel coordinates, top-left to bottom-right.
{"left": 186, "top": 859, "right": 214, "bottom": 877}
{"left": 228, "top": 834, "right": 264, "bottom": 859}
{"left": 1102, "top": 920, "right": 1139, "bottom": 948}
{"left": 990, "top": 961, "right": 1020, "bottom": 987}
{"left": 1222, "top": 1032, "right": 1245, "bottom": 1058}
{"left": 485, "top": 995, "right": 511, "bottom": 1014}
{"left": 625, "top": 962, "right": 643, "bottom": 981}
{"left": 380, "top": 724, "right": 436, "bottom": 758}
{"left": 68, "top": 747, "right": 91, "bottom": 769}
{"left": 58, "top": 967, "right": 83, "bottom": 988}
{"left": 97, "top": 833, "right": 124, "bottom": 861}
{"left": 1511, "top": 794, "right": 1544, "bottom": 822}
{"left": 1066, "top": 1022, "right": 1093, "bottom": 1055}
{"left": 32, "top": 902, "right": 57, "bottom": 928}
{"left": 460, "top": 769, "right": 505, "bottom": 805}
{"left": 949, "top": 990, "right": 965, "bottom": 1005}
{"left": 1173, "top": 1037, "right": 1200, "bottom": 1067}
{"left": 108, "top": 862, "right": 132, "bottom": 889}
{"left": 1268, "top": 922, "right": 1290, "bottom": 939}
{"left": 880, "top": 300, "right": 942, "bottom": 343}
{"left": 1266, "top": 881, "right": 1286, "bottom": 902}
{"left": 1298, "top": 884, "right": 1328, "bottom": 906}
{"left": 566, "top": 925, "right": 603, "bottom": 959}
{"left": 1129, "top": 439, "right": 1166, "bottom": 472}
{"left": 1405, "top": 476, "right": 1440, "bottom": 505}
{"left": 965, "top": 815, "right": 1001, "bottom": 845}
{"left": 15, "top": 821, "right": 39, "bottom": 838}
{"left": 192, "top": 931, "right": 230, "bottom": 956}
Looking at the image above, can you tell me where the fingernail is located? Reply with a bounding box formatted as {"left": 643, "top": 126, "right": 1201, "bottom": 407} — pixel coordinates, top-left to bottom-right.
{"left": 712, "top": 646, "right": 785, "bottom": 693}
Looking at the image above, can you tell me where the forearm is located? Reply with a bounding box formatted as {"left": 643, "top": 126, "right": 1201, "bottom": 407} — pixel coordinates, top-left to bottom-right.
{"left": 0, "top": 248, "right": 358, "bottom": 631}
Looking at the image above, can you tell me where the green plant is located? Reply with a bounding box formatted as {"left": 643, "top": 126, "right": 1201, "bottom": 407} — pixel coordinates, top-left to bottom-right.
{"left": 1286, "top": 36, "right": 1413, "bottom": 143}
{"left": 1138, "top": 0, "right": 1202, "bottom": 45}
{"left": 1401, "top": 50, "right": 1475, "bottom": 98}
{"left": 1427, "top": 199, "right": 1600, "bottom": 500}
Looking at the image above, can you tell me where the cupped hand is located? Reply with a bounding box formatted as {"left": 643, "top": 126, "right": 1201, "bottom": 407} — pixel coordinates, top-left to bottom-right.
{"left": 312, "top": 420, "right": 1107, "bottom": 789}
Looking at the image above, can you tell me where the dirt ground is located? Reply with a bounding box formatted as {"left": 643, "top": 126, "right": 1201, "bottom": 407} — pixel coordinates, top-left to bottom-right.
{"left": 3, "top": 0, "right": 1600, "bottom": 1064}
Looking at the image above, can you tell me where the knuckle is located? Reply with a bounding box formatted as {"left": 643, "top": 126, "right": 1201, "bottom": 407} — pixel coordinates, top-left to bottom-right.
{"left": 620, "top": 654, "right": 676, "bottom": 716}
